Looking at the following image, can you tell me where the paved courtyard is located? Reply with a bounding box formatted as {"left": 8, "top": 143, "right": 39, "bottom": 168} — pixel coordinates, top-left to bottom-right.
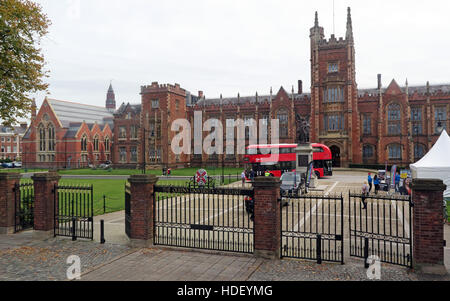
{"left": 1, "top": 170, "right": 449, "bottom": 281}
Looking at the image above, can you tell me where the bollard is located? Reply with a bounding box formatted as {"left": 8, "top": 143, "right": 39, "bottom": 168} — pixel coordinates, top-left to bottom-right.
{"left": 316, "top": 235, "right": 322, "bottom": 264}
{"left": 364, "top": 237, "right": 369, "bottom": 268}
{"left": 103, "top": 195, "right": 106, "bottom": 214}
{"left": 100, "top": 219, "right": 105, "bottom": 244}
{"left": 72, "top": 217, "right": 77, "bottom": 241}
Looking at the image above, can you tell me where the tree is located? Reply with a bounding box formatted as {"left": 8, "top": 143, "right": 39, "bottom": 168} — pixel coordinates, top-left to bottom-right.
{"left": 0, "top": 0, "right": 51, "bottom": 127}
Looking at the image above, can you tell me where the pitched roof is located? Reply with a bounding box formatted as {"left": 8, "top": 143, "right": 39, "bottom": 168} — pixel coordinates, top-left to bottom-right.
{"left": 196, "top": 92, "right": 311, "bottom": 107}
{"left": 47, "top": 98, "right": 114, "bottom": 128}
{"left": 358, "top": 83, "right": 450, "bottom": 97}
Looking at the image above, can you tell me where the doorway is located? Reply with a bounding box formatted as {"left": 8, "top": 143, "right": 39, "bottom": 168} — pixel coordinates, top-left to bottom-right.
{"left": 330, "top": 145, "right": 341, "bottom": 168}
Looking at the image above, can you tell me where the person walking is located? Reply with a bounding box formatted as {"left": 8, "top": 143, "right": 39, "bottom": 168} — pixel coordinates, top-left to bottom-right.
{"left": 250, "top": 169, "right": 255, "bottom": 182}
{"left": 241, "top": 170, "right": 246, "bottom": 187}
{"left": 373, "top": 175, "right": 380, "bottom": 194}
{"left": 367, "top": 173, "right": 373, "bottom": 193}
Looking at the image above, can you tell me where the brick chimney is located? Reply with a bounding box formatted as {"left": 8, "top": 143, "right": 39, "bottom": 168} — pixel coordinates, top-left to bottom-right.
{"left": 298, "top": 80, "right": 303, "bottom": 94}
{"left": 377, "top": 74, "right": 382, "bottom": 90}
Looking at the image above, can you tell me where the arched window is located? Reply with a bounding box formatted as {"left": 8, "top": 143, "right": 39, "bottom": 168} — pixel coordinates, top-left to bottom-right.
{"left": 277, "top": 109, "right": 289, "bottom": 138}
{"left": 387, "top": 103, "right": 401, "bottom": 135}
{"left": 39, "top": 124, "right": 46, "bottom": 151}
{"left": 47, "top": 124, "right": 55, "bottom": 151}
{"left": 104, "top": 137, "right": 110, "bottom": 152}
{"left": 81, "top": 135, "right": 88, "bottom": 152}
{"left": 93, "top": 135, "right": 99, "bottom": 151}
{"left": 388, "top": 144, "right": 402, "bottom": 160}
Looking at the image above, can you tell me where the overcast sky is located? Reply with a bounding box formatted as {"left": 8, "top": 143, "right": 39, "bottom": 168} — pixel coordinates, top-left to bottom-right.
{"left": 31, "top": 0, "right": 450, "bottom": 109}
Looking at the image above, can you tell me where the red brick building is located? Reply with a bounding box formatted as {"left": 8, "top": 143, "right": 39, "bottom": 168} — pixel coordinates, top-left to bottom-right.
{"left": 114, "top": 8, "right": 449, "bottom": 169}
{"left": 0, "top": 123, "right": 27, "bottom": 161}
{"left": 22, "top": 91, "right": 114, "bottom": 169}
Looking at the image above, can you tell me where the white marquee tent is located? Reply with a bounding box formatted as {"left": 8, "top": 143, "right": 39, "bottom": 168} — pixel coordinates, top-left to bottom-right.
{"left": 410, "top": 130, "right": 450, "bottom": 197}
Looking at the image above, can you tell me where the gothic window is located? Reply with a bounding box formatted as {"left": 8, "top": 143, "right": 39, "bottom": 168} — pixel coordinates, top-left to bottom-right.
{"left": 387, "top": 103, "right": 401, "bottom": 135}
{"left": 47, "top": 124, "right": 55, "bottom": 151}
{"left": 244, "top": 115, "right": 253, "bottom": 139}
{"left": 414, "top": 144, "right": 426, "bottom": 160}
{"left": 324, "top": 114, "right": 343, "bottom": 131}
{"left": 81, "top": 135, "right": 88, "bottom": 152}
{"left": 152, "top": 99, "right": 159, "bottom": 109}
{"left": 388, "top": 144, "right": 402, "bottom": 160}
{"left": 104, "top": 137, "right": 110, "bottom": 152}
{"left": 411, "top": 107, "right": 423, "bottom": 135}
{"left": 435, "top": 106, "right": 447, "bottom": 134}
{"left": 277, "top": 109, "right": 289, "bottom": 138}
{"left": 363, "top": 115, "right": 371, "bottom": 135}
{"left": 324, "top": 87, "right": 344, "bottom": 103}
{"left": 38, "top": 124, "right": 46, "bottom": 151}
{"left": 93, "top": 135, "right": 99, "bottom": 151}
{"left": 363, "top": 145, "right": 374, "bottom": 158}
{"left": 328, "top": 62, "right": 338, "bottom": 73}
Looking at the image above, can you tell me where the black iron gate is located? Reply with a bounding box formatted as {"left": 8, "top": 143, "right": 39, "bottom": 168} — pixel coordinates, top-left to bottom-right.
{"left": 14, "top": 182, "right": 34, "bottom": 233}
{"left": 281, "top": 193, "right": 344, "bottom": 264}
{"left": 54, "top": 184, "right": 94, "bottom": 240}
{"left": 153, "top": 185, "right": 254, "bottom": 254}
{"left": 349, "top": 192, "right": 413, "bottom": 268}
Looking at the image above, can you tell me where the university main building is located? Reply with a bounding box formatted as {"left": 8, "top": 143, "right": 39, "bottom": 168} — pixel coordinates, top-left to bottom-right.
{"left": 23, "top": 8, "right": 450, "bottom": 169}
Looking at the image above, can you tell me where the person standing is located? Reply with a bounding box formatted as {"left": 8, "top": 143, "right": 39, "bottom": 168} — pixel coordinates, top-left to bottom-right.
{"left": 374, "top": 175, "right": 380, "bottom": 194}
{"left": 367, "top": 173, "right": 373, "bottom": 193}
{"left": 395, "top": 172, "right": 401, "bottom": 194}
{"left": 361, "top": 181, "right": 369, "bottom": 209}
{"left": 250, "top": 169, "right": 255, "bottom": 182}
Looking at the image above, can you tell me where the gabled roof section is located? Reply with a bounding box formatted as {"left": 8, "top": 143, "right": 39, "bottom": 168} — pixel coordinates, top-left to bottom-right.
{"left": 385, "top": 79, "right": 403, "bottom": 95}
{"left": 114, "top": 102, "right": 141, "bottom": 116}
{"left": 47, "top": 98, "right": 114, "bottom": 128}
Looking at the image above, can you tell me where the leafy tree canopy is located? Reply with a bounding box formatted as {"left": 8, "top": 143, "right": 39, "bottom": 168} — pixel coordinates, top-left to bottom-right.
{"left": 0, "top": 0, "right": 51, "bottom": 127}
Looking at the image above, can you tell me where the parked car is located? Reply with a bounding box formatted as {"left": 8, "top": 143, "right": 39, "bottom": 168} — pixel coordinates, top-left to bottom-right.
{"left": 1, "top": 162, "right": 14, "bottom": 168}
{"left": 280, "top": 172, "right": 303, "bottom": 196}
{"left": 13, "top": 162, "right": 22, "bottom": 168}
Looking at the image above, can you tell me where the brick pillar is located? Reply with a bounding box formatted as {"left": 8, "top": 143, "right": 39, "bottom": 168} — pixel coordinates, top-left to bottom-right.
{"left": 0, "top": 173, "right": 22, "bottom": 234}
{"left": 128, "top": 174, "right": 158, "bottom": 247}
{"left": 32, "top": 172, "right": 61, "bottom": 239}
{"left": 412, "top": 178, "right": 447, "bottom": 275}
{"left": 252, "top": 177, "right": 281, "bottom": 259}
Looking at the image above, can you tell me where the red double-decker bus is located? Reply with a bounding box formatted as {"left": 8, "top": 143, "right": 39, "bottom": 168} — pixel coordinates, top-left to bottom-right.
{"left": 243, "top": 143, "right": 333, "bottom": 178}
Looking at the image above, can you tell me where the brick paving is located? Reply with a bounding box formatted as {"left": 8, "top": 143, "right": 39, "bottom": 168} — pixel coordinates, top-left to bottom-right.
{"left": 81, "top": 248, "right": 262, "bottom": 281}
{"left": 0, "top": 232, "right": 131, "bottom": 281}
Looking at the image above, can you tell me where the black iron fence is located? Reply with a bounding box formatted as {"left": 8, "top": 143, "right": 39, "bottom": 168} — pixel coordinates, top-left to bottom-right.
{"left": 281, "top": 193, "right": 344, "bottom": 264}
{"left": 14, "top": 182, "right": 34, "bottom": 233}
{"left": 153, "top": 184, "right": 254, "bottom": 254}
{"left": 54, "top": 184, "right": 94, "bottom": 240}
{"left": 349, "top": 192, "right": 413, "bottom": 268}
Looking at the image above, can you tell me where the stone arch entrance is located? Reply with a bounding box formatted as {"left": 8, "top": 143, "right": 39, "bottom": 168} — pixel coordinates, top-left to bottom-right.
{"left": 330, "top": 145, "right": 341, "bottom": 168}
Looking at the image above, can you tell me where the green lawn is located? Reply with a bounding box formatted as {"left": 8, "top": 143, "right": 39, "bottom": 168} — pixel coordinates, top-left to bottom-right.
{"left": 0, "top": 168, "right": 47, "bottom": 173}
{"left": 19, "top": 177, "right": 241, "bottom": 217}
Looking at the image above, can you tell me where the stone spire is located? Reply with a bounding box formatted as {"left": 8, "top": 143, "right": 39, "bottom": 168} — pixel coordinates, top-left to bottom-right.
{"left": 346, "top": 7, "right": 353, "bottom": 41}
{"left": 314, "top": 11, "right": 319, "bottom": 28}
{"left": 106, "top": 82, "right": 116, "bottom": 111}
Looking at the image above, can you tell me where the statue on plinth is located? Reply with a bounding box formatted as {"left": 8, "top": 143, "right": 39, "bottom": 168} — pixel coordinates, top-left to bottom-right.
{"left": 296, "top": 114, "right": 310, "bottom": 144}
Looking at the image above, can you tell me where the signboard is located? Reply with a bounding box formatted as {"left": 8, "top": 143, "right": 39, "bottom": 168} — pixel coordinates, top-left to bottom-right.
{"left": 195, "top": 169, "right": 208, "bottom": 186}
